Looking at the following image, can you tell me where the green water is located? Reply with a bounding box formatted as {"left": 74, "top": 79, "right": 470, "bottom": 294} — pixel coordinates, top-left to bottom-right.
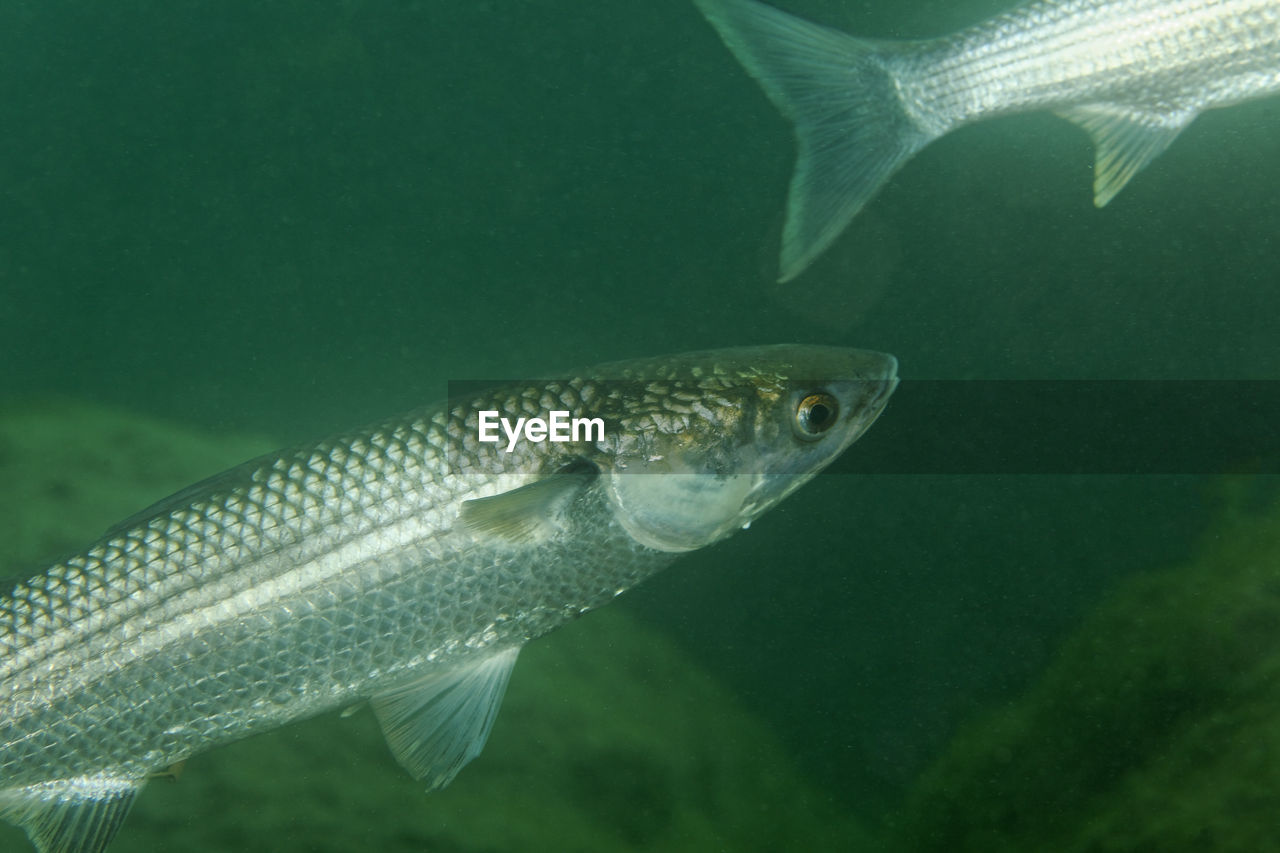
{"left": 3, "top": 1, "right": 1279, "bottom": 850}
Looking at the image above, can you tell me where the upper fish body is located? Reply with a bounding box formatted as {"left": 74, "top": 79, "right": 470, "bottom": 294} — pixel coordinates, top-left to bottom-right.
{"left": 0, "top": 344, "right": 898, "bottom": 853}
{"left": 693, "top": 0, "right": 1280, "bottom": 279}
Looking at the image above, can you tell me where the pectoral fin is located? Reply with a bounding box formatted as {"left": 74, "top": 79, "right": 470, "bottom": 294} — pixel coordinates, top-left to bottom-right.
{"left": 370, "top": 645, "right": 521, "bottom": 791}
{"left": 459, "top": 461, "right": 596, "bottom": 544}
{"left": 1057, "top": 104, "right": 1197, "bottom": 206}
{"left": 0, "top": 777, "right": 142, "bottom": 853}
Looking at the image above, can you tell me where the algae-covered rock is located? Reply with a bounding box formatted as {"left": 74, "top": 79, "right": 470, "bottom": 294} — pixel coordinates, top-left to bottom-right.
{"left": 0, "top": 399, "right": 868, "bottom": 853}
{"left": 892, "top": 479, "right": 1280, "bottom": 853}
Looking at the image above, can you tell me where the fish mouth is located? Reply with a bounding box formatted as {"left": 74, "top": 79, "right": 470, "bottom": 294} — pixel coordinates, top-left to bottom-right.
{"left": 816, "top": 349, "right": 899, "bottom": 438}
{"left": 782, "top": 351, "right": 898, "bottom": 472}
{"left": 852, "top": 351, "right": 899, "bottom": 420}
{"left": 871, "top": 365, "right": 900, "bottom": 414}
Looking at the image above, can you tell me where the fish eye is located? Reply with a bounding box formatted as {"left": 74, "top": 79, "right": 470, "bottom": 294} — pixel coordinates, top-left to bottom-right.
{"left": 794, "top": 391, "right": 839, "bottom": 439}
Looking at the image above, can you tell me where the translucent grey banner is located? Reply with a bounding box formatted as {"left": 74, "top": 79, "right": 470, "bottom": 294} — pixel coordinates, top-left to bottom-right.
{"left": 835, "top": 380, "right": 1280, "bottom": 475}
{"left": 446, "top": 380, "right": 1280, "bottom": 475}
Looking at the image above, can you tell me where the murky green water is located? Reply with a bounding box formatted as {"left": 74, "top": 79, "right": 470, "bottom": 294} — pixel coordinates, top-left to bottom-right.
{"left": 3, "top": 1, "right": 1279, "bottom": 850}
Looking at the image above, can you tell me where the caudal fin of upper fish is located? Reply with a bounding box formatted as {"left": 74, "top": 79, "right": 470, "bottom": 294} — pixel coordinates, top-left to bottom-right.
{"left": 693, "top": 0, "right": 938, "bottom": 281}
{"left": 0, "top": 777, "right": 142, "bottom": 853}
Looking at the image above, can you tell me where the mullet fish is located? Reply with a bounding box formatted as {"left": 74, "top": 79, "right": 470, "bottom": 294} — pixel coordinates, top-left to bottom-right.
{"left": 0, "top": 345, "right": 897, "bottom": 853}
{"left": 694, "top": 0, "right": 1280, "bottom": 280}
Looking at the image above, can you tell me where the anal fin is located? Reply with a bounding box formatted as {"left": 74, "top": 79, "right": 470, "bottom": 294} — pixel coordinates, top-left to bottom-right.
{"left": 1057, "top": 103, "right": 1197, "bottom": 206}
{"left": 371, "top": 645, "right": 521, "bottom": 791}
{"left": 0, "top": 777, "right": 142, "bottom": 853}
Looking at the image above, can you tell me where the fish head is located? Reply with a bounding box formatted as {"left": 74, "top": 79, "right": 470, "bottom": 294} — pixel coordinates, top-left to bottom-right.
{"left": 594, "top": 345, "right": 897, "bottom": 553}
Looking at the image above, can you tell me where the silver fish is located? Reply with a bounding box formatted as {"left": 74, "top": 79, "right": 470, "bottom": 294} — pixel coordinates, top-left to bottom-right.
{"left": 694, "top": 0, "right": 1280, "bottom": 280}
{"left": 0, "top": 344, "right": 897, "bottom": 853}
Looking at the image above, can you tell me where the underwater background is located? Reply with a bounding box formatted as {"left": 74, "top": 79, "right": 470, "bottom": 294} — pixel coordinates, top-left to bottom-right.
{"left": 2, "top": 0, "right": 1279, "bottom": 850}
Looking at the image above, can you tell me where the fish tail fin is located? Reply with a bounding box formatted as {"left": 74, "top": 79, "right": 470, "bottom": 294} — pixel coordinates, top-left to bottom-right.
{"left": 694, "top": 0, "right": 940, "bottom": 281}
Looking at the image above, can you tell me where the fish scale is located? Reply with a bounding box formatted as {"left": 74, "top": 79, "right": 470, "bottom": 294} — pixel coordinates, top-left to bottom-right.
{"left": 5, "top": 395, "right": 590, "bottom": 775}
{"left": 694, "top": 0, "right": 1280, "bottom": 280}
{"left": 922, "top": 0, "right": 1280, "bottom": 119}
{"left": 0, "top": 344, "right": 898, "bottom": 853}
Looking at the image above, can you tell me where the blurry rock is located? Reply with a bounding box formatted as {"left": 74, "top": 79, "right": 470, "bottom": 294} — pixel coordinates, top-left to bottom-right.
{"left": 892, "top": 479, "right": 1280, "bottom": 852}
